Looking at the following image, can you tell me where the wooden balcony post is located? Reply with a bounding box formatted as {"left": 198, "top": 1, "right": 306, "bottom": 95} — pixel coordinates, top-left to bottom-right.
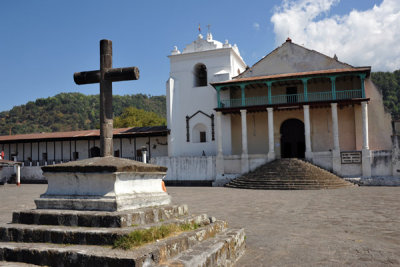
{"left": 240, "top": 84, "right": 246, "bottom": 106}
{"left": 359, "top": 74, "right": 366, "bottom": 98}
{"left": 216, "top": 86, "right": 221, "bottom": 108}
{"left": 302, "top": 78, "right": 309, "bottom": 102}
{"left": 266, "top": 82, "right": 272, "bottom": 104}
{"left": 330, "top": 76, "right": 337, "bottom": 100}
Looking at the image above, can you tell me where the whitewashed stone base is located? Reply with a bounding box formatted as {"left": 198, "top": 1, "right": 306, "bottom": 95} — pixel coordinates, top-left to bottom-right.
{"left": 345, "top": 176, "right": 400, "bottom": 186}
{"left": 36, "top": 171, "right": 171, "bottom": 211}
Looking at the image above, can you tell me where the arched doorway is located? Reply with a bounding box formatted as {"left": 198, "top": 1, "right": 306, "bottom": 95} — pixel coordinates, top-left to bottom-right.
{"left": 90, "top": 146, "right": 100, "bottom": 157}
{"left": 280, "top": 119, "right": 305, "bottom": 158}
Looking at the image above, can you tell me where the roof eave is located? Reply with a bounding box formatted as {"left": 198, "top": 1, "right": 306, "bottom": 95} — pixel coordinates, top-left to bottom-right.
{"left": 211, "top": 67, "right": 371, "bottom": 88}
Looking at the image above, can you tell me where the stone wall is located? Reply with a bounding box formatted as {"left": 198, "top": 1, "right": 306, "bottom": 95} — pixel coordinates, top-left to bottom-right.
{"left": 0, "top": 166, "right": 45, "bottom": 184}
{"left": 371, "top": 150, "right": 393, "bottom": 176}
{"left": 151, "top": 156, "right": 216, "bottom": 183}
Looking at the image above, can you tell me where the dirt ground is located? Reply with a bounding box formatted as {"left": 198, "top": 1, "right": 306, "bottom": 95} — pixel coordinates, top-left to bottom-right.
{"left": 0, "top": 184, "right": 399, "bottom": 266}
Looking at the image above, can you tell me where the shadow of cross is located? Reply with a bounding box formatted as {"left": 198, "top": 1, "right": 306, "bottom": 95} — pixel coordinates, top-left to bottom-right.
{"left": 73, "top": 39, "right": 140, "bottom": 157}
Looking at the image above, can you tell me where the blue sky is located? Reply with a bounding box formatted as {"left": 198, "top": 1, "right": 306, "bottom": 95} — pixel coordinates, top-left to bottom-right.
{"left": 0, "top": 0, "right": 395, "bottom": 112}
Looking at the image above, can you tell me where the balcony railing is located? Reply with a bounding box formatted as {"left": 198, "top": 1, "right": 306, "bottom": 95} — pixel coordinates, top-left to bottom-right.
{"left": 219, "top": 89, "right": 362, "bottom": 108}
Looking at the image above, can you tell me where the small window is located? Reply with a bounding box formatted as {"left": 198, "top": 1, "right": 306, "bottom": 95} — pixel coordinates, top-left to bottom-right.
{"left": 192, "top": 123, "right": 208, "bottom": 143}
{"left": 42, "top": 153, "right": 47, "bottom": 161}
{"left": 194, "top": 63, "right": 207, "bottom": 87}
{"left": 73, "top": 152, "right": 79, "bottom": 160}
{"left": 136, "top": 150, "right": 142, "bottom": 157}
{"left": 114, "top": 150, "right": 120, "bottom": 157}
{"left": 200, "top": 131, "right": 206, "bottom": 143}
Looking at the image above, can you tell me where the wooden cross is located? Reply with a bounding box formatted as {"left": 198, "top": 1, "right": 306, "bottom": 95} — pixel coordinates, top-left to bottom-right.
{"left": 73, "top": 39, "right": 140, "bottom": 157}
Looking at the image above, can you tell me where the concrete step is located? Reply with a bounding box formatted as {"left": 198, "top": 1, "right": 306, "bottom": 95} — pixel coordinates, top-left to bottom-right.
{"left": 159, "top": 228, "right": 245, "bottom": 267}
{"left": 12, "top": 204, "right": 188, "bottom": 228}
{"left": 225, "top": 158, "right": 353, "bottom": 190}
{"left": 226, "top": 184, "right": 353, "bottom": 190}
{"left": 0, "top": 262, "right": 42, "bottom": 266}
{"left": 231, "top": 179, "right": 347, "bottom": 184}
{"left": 227, "top": 179, "right": 351, "bottom": 184}
{"left": 0, "top": 214, "right": 211, "bottom": 246}
{"left": 0, "top": 221, "right": 238, "bottom": 267}
{"left": 228, "top": 183, "right": 352, "bottom": 188}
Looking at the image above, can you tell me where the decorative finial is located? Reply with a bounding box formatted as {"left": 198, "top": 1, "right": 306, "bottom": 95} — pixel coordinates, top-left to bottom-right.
{"left": 286, "top": 37, "right": 292, "bottom": 43}
{"left": 223, "top": 40, "right": 231, "bottom": 48}
{"left": 333, "top": 54, "right": 338, "bottom": 60}
{"left": 206, "top": 24, "right": 212, "bottom": 41}
{"left": 198, "top": 23, "right": 201, "bottom": 33}
{"left": 171, "top": 46, "right": 181, "bottom": 55}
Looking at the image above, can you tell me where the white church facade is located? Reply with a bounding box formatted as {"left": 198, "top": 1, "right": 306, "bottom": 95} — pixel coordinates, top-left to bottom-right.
{"left": 1, "top": 32, "right": 399, "bottom": 185}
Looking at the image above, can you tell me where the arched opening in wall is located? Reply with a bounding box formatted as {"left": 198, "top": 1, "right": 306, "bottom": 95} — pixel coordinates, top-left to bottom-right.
{"left": 90, "top": 146, "right": 100, "bottom": 157}
{"left": 280, "top": 119, "right": 305, "bottom": 158}
{"left": 192, "top": 123, "right": 207, "bottom": 143}
{"left": 194, "top": 63, "right": 207, "bottom": 87}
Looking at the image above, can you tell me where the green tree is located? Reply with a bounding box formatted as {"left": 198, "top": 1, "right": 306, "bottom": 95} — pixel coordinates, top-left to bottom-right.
{"left": 114, "top": 107, "right": 166, "bottom": 128}
{"left": 372, "top": 70, "right": 400, "bottom": 118}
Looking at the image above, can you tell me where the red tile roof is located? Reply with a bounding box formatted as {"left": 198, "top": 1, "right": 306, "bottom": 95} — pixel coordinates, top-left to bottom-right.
{"left": 0, "top": 126, "right": 168, "bottom": 142}
{"left": 211, "top": 67, "right": 371, "bottom": 86}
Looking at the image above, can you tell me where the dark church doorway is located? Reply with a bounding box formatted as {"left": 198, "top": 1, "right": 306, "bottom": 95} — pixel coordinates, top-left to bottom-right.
{"left": 280, "top": 119, "right": 305, "bottom": 158}
{"left": 90, "top": 146, "right": 100, "bottom": 157}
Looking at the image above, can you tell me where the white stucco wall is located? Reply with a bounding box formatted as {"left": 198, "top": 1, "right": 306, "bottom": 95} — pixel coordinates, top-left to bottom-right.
{"left": 1, "top": 166, "right": 44, "bottom": 183}
{"left": 152, "top": 156, "right": 216, "bottom": 181}
{"left": 167, "top": 35, "right": 246, "bottom": 158}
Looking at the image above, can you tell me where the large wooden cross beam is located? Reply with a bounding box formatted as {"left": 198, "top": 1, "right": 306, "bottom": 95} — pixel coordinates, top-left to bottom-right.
{"left": 73, "top": 39, "right": 139, "bottom": 157}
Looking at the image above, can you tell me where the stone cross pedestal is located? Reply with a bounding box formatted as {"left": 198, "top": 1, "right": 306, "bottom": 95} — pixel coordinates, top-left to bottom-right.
{"left": 74, "top": 39, "right": 139, "bottom": 157}
{"left": 35, "top": 157, "right": 171, "bottom": 211}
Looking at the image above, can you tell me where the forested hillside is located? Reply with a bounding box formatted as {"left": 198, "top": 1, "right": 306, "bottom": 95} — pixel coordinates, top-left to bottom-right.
{"left": 371, "top": 70, "right": 400, "bottom": 118}
{"left": 0, "top": 93, "right": 166, "bottom": 135}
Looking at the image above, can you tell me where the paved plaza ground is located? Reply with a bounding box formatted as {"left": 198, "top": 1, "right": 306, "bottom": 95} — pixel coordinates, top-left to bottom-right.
{"left": 0, "top": 184, "right": 399, "bottom": 266}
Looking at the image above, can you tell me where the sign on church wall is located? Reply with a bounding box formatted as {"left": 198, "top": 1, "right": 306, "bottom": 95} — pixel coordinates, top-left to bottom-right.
{"left": 341, "top": 151, "right": 362, "bottom": 164}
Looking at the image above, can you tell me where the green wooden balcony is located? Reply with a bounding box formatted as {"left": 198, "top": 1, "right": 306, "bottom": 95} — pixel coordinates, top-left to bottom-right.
{"left": 219, "top": 89, "right": 362, "bottom": 108}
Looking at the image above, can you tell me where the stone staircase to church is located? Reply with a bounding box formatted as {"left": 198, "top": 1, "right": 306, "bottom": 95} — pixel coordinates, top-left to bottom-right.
{"left": 225, "top": 158, "right": 354, "bottom": 190}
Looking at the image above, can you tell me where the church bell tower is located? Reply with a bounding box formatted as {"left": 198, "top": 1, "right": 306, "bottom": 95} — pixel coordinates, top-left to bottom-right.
{"left": 166, "top": 31, "right": 246, "bottom": 156}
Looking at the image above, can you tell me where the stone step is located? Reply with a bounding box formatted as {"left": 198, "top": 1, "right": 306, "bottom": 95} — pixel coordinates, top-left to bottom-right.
{"left": 0, "top": 214, "right": 211, "bottom": 246}
{"left": 12, "top": 204, "right": 188, "bottom": 228}
{"left": 226, "top": 184, "right": 352, "bottom": 189}
{"left": 0, "top": 221, "right": 238, "bottom": 267}
{"left": 228, "top": 182, "right": 351, "bottom": 187}
{"left": 226, "top": 184, "right": 352, "bottom": 190}
{"left": 225, "top": 158, "right": 353, "bottom": 190}
{"left": 0, "top": 262, "right": 42, "bottom": 266}
{"left": 158, "top": 228, "right": 245, "bottom": 267}
{"left": 228, "top": 179, "right": 351, "bottom": 184}
{"left": 229, "top": 178, "right": 349, "bottom": 183}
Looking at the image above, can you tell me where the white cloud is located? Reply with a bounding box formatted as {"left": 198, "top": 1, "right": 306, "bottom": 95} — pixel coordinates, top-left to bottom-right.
{"left": 253, "top": 22, "right": 260, "bottom": 30}
{"left": 271, "top": 0, "right": 400, "bottom": 71}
